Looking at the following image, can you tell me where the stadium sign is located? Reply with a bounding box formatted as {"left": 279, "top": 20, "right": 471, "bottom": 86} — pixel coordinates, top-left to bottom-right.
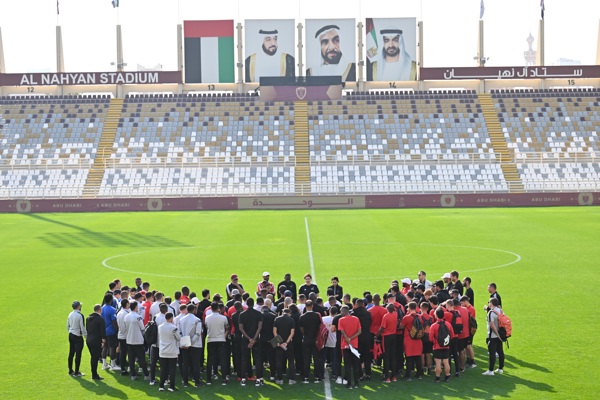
{"left": 0, "top": 71, "right": 183, "bottom": 86}
{"left": 419, "top": 65, "right": 600, "bottom": 80}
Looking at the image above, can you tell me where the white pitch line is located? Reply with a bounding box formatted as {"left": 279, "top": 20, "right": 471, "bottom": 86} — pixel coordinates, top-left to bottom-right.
{"left": 304, "top": 217, "right": 332, "bottom": 400}
{"left": 304, "top": 217, "right": 317, "bottom": 285}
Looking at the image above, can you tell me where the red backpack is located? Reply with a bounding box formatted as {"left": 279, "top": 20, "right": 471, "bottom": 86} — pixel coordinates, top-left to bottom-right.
{"left": 489, "top": 309, "right": 512, "bottom": 346}
{"left": 316, "top": 315, "right": 329, "bottom": 350}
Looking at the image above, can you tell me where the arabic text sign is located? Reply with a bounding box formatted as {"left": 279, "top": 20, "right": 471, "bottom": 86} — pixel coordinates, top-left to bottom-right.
{"left": 238, "top": 196, "right": 365, "bottom": 210}
{"left": 419, "top": 65, "right": 600, "bottom": 81}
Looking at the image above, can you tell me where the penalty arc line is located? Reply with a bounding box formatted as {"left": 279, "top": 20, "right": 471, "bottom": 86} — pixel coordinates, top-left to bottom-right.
{"left": 304, "top": 217, "right": 333, "bottom": 400}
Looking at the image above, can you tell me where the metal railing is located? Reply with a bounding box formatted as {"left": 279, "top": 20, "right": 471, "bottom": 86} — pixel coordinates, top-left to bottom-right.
{"left": 0, "top": 151, "right": 598, "bottom": 171}
{"left": 2, "top": 180, "right": 598, "bottom": 200}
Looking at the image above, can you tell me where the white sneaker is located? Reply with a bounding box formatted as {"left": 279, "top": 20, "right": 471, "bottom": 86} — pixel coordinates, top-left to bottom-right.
{"left": 470, "top": 363, "right": 477, "bottom": 368}
{"left": 149, "top": 380, "right": 156, "bottom": 386}
{"left": 342, "top": 379, "right": 348, "bottom": 385}
{"left": 102, "top": 364, "right": 111, "bottom": 370}
{"left": 111, "top": 365, "right": 122, "bottom": 371}
{"left": 494, "top": 369, "right": 504, "bottom": 374}
{"left": 482, "top": 370, "right": 495, "bottom": 376}
{"left": 335, "top": 377, "right": 343, "bottom": 384}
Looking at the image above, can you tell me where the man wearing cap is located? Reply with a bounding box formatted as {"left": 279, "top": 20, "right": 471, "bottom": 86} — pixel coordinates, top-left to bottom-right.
{"left": 226, "top": 274, "right": 245, "bottom": 300}
{"left": 67, "top": 301, "right": 87, "bottom": 377}
{"left": 245, "top": 28, "right": 295, "bottom": 82}
{"left": 367, "top": 27, "right": 416, "bottom": 81}
{"left": 277, "top": 273, "right": 297, "bottom": 302}
{"left": 434, "top": 280, "right": 451, "bottom": 303}
{"left": 257, "top": 272, "right": 275, "bottom": 297}
{"left": 307, "top": 24, "right": 356, "bottom": 82}
{"left": 86, "top": 304, "right": 107, "bottom": 380}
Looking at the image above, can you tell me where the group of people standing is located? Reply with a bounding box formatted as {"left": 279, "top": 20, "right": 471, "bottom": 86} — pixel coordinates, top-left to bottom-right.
{"left": 66, "top": 270, "right": 507, "bottom": 391}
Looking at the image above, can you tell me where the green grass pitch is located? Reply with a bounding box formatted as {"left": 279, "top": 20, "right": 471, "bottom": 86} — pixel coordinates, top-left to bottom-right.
{"left": 1, "top": 207, "right": 598, "bottom": 399}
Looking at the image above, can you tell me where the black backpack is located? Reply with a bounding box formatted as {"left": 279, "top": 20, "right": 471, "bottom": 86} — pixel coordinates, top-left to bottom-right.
{"left": 437, "top": 321, "right": 451, "bottom": 347}
{"left": 144, "top": 317, "right": 158, "bottom": 345}
{"left": 396, "top": 305, "right": 406, "bottom": 330}
{"left": 451, "top": 310, "right": 463, "bottom": 335}
{"left": 409, "top": 315, "right": 424, "bottom": 340}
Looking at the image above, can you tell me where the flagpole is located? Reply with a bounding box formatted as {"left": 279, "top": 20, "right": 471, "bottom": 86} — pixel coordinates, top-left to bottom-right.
{"left": 596, "top": 19, "right": 600, "bottom": 64}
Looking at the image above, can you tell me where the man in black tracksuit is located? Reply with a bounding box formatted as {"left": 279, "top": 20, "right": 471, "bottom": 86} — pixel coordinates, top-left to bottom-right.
{"left": 86, "top": 304, "right": 107, "bottom": 380}
{"left": 351, "top": 299, "right": 373, "bottom": 379}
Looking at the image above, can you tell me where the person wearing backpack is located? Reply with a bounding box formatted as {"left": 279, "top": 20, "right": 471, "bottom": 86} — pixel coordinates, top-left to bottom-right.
{"left": 443, "top": 300, "right": 462, "bottom": 377}
{"left": 429, "top": 307, "right": 454, "bottom": 383}
{"left": 483, "top": 298, "right": 505, "bottom": 376}
{"left": 419, "top": 302, "right": 434, "bottom": 375}
{"left": 460, "top": 296, "right": 477, "bottom": 368}
{"left": 453, "top": 298, "right": 471, "bottom": 373}
{"left": 399, "top": 302, "right": 423, "bottom": 381}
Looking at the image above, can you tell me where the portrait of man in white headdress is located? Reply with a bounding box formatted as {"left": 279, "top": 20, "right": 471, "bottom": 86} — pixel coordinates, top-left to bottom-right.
{"left": 366, "top": 18, "right": 417, "bottom": 81}
{"left": 245, "top": 21, "right": 295, "bottom": 83}
{"left": 306, "top": 21, "right": 356, "bottom": 82}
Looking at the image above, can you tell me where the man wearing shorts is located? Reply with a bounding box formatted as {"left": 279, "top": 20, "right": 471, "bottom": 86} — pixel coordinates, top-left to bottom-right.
{"left": 429, "top": 307, "right": 454, "bottom": 383}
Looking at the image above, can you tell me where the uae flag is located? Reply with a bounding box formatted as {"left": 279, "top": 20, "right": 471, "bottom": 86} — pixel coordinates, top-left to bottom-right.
{"left": 184, "top": 20, "right": 235, "bottom": 84}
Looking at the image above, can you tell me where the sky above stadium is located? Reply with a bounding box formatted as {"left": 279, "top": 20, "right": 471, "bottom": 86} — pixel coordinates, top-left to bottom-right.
{"left": 0, "top": 0, "right": 598, "bottom": 73}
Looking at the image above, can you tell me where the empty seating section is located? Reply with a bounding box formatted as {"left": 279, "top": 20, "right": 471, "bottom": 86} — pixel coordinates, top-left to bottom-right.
{"left": 0, "top": 96, "right": 109, "bottom": 198}
{"left": 98, "top": 94, "right": 295, "bottom": 196}
{"left": 517, "top": 162, "right": 600, "bottom": 191}
{"left": 98, "top": 166, "right": 294, "bottom": 197}
{"left": 311, "top": 164, "right": 507, "bottom": 194}
{"left": 0, "top": 96, "right": 108, "bottom": 164}
{"left": 1, "top": 90, "right": 598, "bottom": 199}
{"left": 309, "top": 91, "right": 493, "bottom": 161}
{"left": 308, "top": 91, "right": 508, "bottom": 193}
{"left": 492, "top": 89, "right": 600, "bottom": 157}
{"left": 113, "top": 95, "right": 295, "bottom": 163}
{"left": 0, "top": 168, "right": 89, "bottom": 198}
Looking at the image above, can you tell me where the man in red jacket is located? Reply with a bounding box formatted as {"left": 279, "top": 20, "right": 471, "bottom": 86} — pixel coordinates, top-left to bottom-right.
{"left": 429, "top": 307, "right": 454, "bottom": 383}
{"left": 454, "top": 298, "right": 471, "bottom": 373}
{"left": 338, "top": 305, "right": 362, "bottom": 389}
{"left": 376, "top": 304, "right": 397, "bottom": 383}
{"left": 399, "top": 302, "right": 423, "bottom": 381}
{"left": 368, "top": 294, "right": 386, "bottom": 368}
{"left": 460, "top": 296, "right": 477, "bottom": 368}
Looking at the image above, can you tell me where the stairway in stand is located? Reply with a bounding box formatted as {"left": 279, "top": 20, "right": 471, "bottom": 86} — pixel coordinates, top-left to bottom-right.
{"left": 81, "top": 97, "right": 123, "bottom": 199}
{"left": 294, "top": 101, "right": 311, "bottom": 195}
{"left": 479, "top": 93, "right": 525, "bottom": 193}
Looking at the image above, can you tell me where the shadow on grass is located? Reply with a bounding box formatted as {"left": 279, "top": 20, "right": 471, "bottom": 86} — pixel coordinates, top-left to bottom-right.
{"left": 73, "top": 376, "right": 129, "bottom": 398}
{"left": 473, "top": 344, "right": 551, "bottom": 373}
{"left": 27, "top": 214, "right": 190, "bottom": 248}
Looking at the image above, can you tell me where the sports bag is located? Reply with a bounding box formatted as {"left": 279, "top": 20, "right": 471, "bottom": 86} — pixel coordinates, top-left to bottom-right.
{"left": 436, "top": 321, "right": 451, "bottom": 347}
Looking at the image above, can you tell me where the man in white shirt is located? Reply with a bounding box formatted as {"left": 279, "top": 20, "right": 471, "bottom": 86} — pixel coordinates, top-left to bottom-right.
{"left": 149, "top": 304, "right": 167, "bottom": 385}
{"left": 124, "top": 302, "right": 150, "bottom": 381}
{"left": 116, "top": 299, "right": 130, "bottom": 376}
{"left": 67, "top": 301, "right": 86, "bottom": 377}
{"left": 158, "top": 313, "right": 180, "bottom": 392}
{"left": 205, "top": 302, "right": 229, "bottom": 385}
{"left": 179, "top": 304, "right": 204, "bottom": 388}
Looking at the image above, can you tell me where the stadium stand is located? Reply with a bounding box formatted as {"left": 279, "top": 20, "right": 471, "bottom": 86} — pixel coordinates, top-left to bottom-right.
{"left": 492, "top": 89, "right": 600, "bottom": 192}
{"left": 308, "top": 90, "right": 509, "bottom": 193}
{"left": 0, "top": 90, "right": 598, "bottom": 199}
{"left": 97, "top": 94, "right": 296, "bottom": 197}
{"left": 0, "top": 95, "right": 109, "bottom": 198}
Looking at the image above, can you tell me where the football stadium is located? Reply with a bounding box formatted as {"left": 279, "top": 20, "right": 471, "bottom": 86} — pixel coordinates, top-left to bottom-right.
{"left": 1, "top": 1, "right": 599, "bottom": 399}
